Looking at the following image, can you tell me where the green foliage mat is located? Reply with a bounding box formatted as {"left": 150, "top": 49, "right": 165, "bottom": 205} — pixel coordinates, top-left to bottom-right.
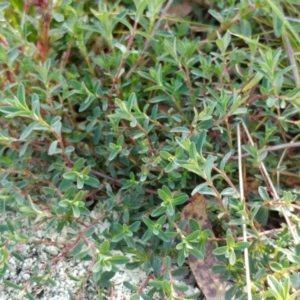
{"left": 1, "top": 0, "right": 300, "bottom": 299}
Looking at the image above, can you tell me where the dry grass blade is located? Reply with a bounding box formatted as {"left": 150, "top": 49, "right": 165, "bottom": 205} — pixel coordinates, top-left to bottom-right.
{"left": 237, "top": 124, "right": 252, "bottom": 300}
{"left": 284, "top": 31, "right": 300, "bottom": 88}
{"left": 241, "top": 121, "right": 299, "bottom": 243}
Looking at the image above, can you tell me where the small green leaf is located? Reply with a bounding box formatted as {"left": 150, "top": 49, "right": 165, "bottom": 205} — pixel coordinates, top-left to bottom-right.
{"left": 110, "top": 255, "right": 130, "bottom": 264}
{"left": 16, "top": 84, "right": 28, "bottom": 110}
{"left": 72, "top": 158, "right": 85, "bottom": 171}
{"left": 72, "top": 205, "right": 80, "bottom": 218}
{"left": 3, "top": 280, "right": 24, "bottom": 290}
{"left": 141, "top": 228, "right": 153, "bottom": 242}
{"left": 124, "top": 281, "right": 139, "bottom": 291}
{"left": 234, "top": 241, "right": 249, "bottom": 251}
{"left": 84, "top": 176, "right": 100, "bottom": 187}
{"left": 48, "top": 140, "right": 59, "bottom": 155}
{"left": 92, "top": 260, "right": 103, "bottom": 273}
{"left": 151, "top": 206, "right": 167, "bottom": 217}
{"left": 11, "top": 251, "right": 24, "bottom": 262}
{"left": 63, "top": 171, "right": 77, "bottom": 180}
{"left": 172, "top": 193, "right": 188, "bottom": 205}
{"left": 170, "top": 127, "right": 190, "bottom": 133}
{"left": 269, "top": 261, "right": 283, "bottom": 272}
{"left": 213, "top": 246, "right": 227, "bottom": 256}
{"left": 52, "top": 12, "right": 64, "bottom": 22}
{"left": 158, "top": 188, "right": 170, "bottom": 202}
{"left": 157, "top": 230, "right": 170, "bottom": 242}
{"left": 74, "top": 248, "right": 90, "bottom": 260}
{"left": 228, "top": 249, "right": 236, "bottom": 265}
{"left": 100, "top": 241, "right": 110, "bottom": 253}
{"left": 112, "top": 232, "right": 126, "bottom": 242}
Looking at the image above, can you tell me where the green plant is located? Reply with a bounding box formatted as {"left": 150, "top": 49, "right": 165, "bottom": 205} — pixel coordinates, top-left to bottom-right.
{"left": 1, "top": 0, "right": 300, "bottom": 299}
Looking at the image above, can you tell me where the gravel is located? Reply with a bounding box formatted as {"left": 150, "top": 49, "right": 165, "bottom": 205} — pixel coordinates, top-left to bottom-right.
{"left": 0, "top": 211, "right": 203, "bottom": 300}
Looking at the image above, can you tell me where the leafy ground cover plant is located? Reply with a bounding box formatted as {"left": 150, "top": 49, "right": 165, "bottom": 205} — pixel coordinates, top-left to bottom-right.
{"left": 1, "top": 0, "right": 300, "bottom": 299}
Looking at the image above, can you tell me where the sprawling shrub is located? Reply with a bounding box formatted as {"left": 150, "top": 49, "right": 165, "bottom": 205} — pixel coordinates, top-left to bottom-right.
{"left": 1, "top": 0, "right": 300, "bottom": 299}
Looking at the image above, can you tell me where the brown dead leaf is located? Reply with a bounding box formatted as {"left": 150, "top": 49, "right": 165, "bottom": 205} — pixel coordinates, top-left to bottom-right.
{"left": 284, "top": 176, "right": 300, "bottom": 187}
{"left": 181, "top": 193, "right": 232, "bottom": 300}
{"left": 166, "top": 0, "right": 206, "bottom": 18}
{"left": 244, "top": 175, "right": 260, "bottom": 194}
{"left": 166, "top": 3, "right": 193, "bottom": 17}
